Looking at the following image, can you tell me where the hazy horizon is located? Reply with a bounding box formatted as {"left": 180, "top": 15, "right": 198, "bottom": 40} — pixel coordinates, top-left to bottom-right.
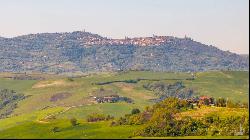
{"left": 0, "top": 0, "right": 249, "bottom": 54}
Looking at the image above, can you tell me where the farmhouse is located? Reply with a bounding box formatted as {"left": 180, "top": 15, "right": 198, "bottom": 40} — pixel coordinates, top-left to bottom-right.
{"left": 185, "top": 96, "right": 215, "bottom": 107}
{"left": 92, "top": 88, "right": 133, "bottom": 103}
{"left": 198, "top": 96, "right": 214, "bottom": 105}
{"left": 95, "top": 95, "right": 119, "bottom": 103}
{"left": 94, "top": 95, "right": 133, "bottom": 104}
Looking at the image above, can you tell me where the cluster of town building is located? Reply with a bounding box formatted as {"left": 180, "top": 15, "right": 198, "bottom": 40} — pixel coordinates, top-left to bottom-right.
{"left": 186, "top": 96, "right": 215, "bottom": 106}
{"left": 82, "top": 35, "right": 176, "bottom": 47}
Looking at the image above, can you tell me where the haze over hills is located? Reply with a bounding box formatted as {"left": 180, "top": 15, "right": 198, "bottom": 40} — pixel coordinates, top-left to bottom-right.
{"left": 0, "top": 31, "right": 248, "bottom": 74}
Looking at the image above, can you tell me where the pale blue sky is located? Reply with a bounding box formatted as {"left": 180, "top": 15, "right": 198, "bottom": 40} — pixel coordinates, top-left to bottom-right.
{"left": 0, "top": 0, "right": 249, "bottom": 54}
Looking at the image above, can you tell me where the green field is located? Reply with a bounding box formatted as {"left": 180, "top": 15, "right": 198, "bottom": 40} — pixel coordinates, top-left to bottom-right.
{"left": 0, "top": 119, "right": 142, "bottom": 139}
{"left": 0, "top": 71, "right": 249, "bottom": 139}
{"left": 185, "top": 71, "right": 249, "bottom": 102}
{"left": 0, "top": 106, "right": 248, "bottom": 139}
{"left": 0, "top": 121, "right": 248, "bottom": 139}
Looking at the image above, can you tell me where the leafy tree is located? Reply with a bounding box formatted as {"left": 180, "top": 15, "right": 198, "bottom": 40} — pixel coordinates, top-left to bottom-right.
{"left": 70, "top": 118, "right": 78, "bottom": 126}
{"left": 143, "top": 82, "right": 194, "bottom": 101}
{"left": 0, "top": 89, "right": 25, "bottom": 119}
{"left": 105, "top": 115, "right": 114, "bottom": 121}
{"left": 115, "top": 97, "right": 248, "bottom": 137}
{"left": 242, "top": 102, "right": 248, "bottom": 108}
{"left": 124, "top": 79, "right": 138, "bottom": 83}
{"left": 145, "top": 106, "right": 150, "bottom": 112}
{"left": 52, "top": 127, "right": 60, "bottom": 133}
{"left": 215, "top": 98, "right": 226, "bottom": 107}
{"left": 131, "top": 108, "right": 141, "bottom": 115}
{"left": 226, "top": 99, "right": 236, "bottom": 108}
{"left": 128, "top": 114, "right": 145, "bottom": 125}
{"left": 87, "top": 113, "right": 114, "bottom": 122}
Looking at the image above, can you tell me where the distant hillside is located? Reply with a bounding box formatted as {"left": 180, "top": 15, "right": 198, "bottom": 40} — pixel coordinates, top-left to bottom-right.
{"left": 240, "top": 54, "right": 249, "bottom": 59}
{"left": 0, "top": 31, "right": 248, "bottom": 74}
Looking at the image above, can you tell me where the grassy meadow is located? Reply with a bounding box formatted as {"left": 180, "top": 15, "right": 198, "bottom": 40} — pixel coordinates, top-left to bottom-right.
{"left": 0, "top": 71, "right": 248, "bottom": 139}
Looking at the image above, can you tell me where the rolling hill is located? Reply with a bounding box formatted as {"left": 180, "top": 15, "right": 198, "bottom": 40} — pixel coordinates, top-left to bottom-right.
{"left": 0, "top": 71, "right": 248, "bottom": 138}
{"left": 0, "top": 31, "right": 248, "bottom": 74}
{"left": 0, "top": 31, "right": 249, "bottom": 138}
{"left": 0, "top": 71, "right": 248, "bottom": 118}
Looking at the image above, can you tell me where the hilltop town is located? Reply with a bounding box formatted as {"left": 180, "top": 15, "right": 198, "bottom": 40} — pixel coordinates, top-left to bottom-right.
{"left": 81, "top": 32, "right": 181, "bottom": 47}
{"left": 35, "top": 31, "right": 188, "bottom": 47}
{"left": 0, "top": 31, "right": 248, "bottom": 74}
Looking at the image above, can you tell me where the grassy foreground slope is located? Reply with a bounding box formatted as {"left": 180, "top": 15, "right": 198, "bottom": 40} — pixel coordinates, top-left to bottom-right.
{"left": 0, "top": 103, "right": 248, "bottom": 139}
{"left": 0, "top": 71, "right": 248, "bottom": 139}
{"left": 0, "top": 119, "right": 141, "bottom": 139}
{"left": 0, "top": 122, "right": 248, "bottom": 139}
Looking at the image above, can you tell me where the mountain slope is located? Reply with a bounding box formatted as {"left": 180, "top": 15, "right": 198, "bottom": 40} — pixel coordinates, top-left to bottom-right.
{"left": 0, "top": 31, "right": 248, "bottom": 74}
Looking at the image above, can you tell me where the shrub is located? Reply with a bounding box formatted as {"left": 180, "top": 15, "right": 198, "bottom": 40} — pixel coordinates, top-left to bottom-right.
{"left": 215, "top": 98, "right": 226, "bottom": 107}
{"left": 131, "top": 108, "right": 140, "bottom": 115}
{"left": 70, "top": 118, "right": 78, "bottom": 126}
{"left": 87, "top": 113, "right": 114, "bottom": 122}
{"left": 67, "top": 77, "right": 74, "bottom": 82}
{"left": 105, "top": 115, "right": 114, "bottom": 121}
{"left": 226, "top": 99, "right": 236, "bottom": 108}
{"left": 114, "top": 117, "right": 123, "bottom": 125}
{"left": 110, "top": 121, "right": 117, "bottom": 126}
{"left": 124, "top": 80, "right": 138, "bottom": 83}
{"left": 128, "top": 114, "right": 145, "bottom": 125}
{"left": 52, "top": 127, "right": 60, "bottom": 133}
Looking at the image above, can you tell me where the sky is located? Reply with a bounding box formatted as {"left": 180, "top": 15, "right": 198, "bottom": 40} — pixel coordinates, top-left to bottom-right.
{"left": 0, "top": 0, "right": 249, "bottom": 54}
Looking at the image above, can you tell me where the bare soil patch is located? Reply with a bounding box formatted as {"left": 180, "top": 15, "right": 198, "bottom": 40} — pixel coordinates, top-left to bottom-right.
{"left": 32, "top": 80, "right": 68, "bottom": 88}
{"left": 50, "top": 92, "right": 72, "bottom": 102}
